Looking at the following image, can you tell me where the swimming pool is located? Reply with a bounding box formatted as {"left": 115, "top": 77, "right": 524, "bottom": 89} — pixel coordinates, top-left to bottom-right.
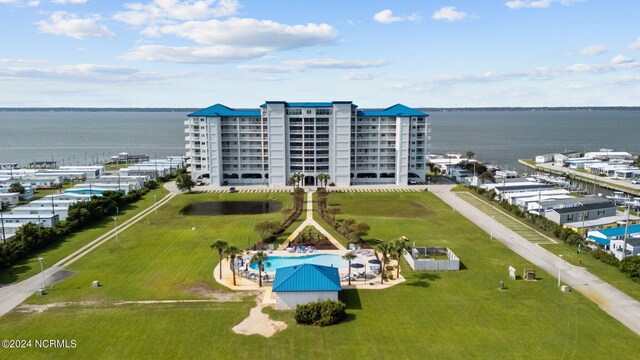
{"left": 249, "top": 254, "right": 349, "bottom": 271}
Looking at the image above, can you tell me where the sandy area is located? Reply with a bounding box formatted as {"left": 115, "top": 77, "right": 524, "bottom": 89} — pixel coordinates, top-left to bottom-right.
{"left": 232, "top": 295, "right": 287, "bottom": 338}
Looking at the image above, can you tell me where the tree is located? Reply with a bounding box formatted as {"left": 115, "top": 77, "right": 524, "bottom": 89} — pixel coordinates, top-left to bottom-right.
{"left": 634, "top": 155, "right": 640, "bottom": 168}
{"left": 480, "top": 171, "right": 495, "bottom": 184}
{"left": 250, "top": 251, "right": 270, "bottom": 287}
{"left": 326, "top": 206, "right": 341, "bottom": 221}
{"left": 465, "top": 151, "right": 476, "bottom": 160}
{"left": 348, "top": 222, "right": 370, "bottom": 246}
{"left": 427, "top": 163, "right": 442, "bottom": 183}
{"left": 225, "top": 245, "right": 242, "bottom": 286}
{"left": 176, "top": 173, "right": 195, "bottom": 193}
{"left": 316, "top": 173, "right": 330, "bottom": 188}
{"left": 376, "top": 241, "right": 394, "bottom": 284}
{"left": 391, "top": 236, "right": 410, "bottom": 279}
{"left": 210, "top": 239, "right": 228, "bottom": 280}
{"left": 8, "top": 182, "right": 25, "bottom": 194}
{"left": 254, "top": 220, "right": 282, "bottom": 242}
{"left": 342, "top": 252, "right": 357, "bottom": 286}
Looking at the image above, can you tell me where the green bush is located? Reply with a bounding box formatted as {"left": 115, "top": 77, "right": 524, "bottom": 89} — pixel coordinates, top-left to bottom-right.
{"left": 619, "top": 256, "right": 640, "bottom": 282}
{"left": 592, "top": 249, "right": 620, "bottom": 267}
{"left": 294, "top": 300, "right": 346, "bottom": 326}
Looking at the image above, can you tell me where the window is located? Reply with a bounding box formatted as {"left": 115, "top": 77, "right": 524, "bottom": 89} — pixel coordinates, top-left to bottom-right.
{"left": 317, "top": 109, "right": 332, "bottom": 115}
{"left": 286, "top": 109, "right": 302, "bottom": 115}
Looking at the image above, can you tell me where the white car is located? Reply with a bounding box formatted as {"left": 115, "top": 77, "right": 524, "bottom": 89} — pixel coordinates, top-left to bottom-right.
{"left": 632, "top": 179, "right": 640, "bottom": 185}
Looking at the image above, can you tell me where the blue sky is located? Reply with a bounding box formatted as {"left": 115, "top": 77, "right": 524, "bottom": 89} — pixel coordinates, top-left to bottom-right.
{"left": 1, "top": 0, "right": 639, "bottom": 107}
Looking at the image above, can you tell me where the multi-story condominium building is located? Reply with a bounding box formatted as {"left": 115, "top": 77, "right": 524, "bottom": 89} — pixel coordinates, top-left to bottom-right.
{"left": 185, "top": 101, "right": 429, "bottom": 187}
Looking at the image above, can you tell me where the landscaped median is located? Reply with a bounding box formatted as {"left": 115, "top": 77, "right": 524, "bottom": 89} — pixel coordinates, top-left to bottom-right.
{"left": 1, "top": 190, "right": 639, "bottom": 358}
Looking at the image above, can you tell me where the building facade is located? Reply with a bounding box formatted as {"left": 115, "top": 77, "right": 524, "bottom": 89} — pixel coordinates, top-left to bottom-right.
{"left": 185, "top": 101, "right": 429, "bottom": 186}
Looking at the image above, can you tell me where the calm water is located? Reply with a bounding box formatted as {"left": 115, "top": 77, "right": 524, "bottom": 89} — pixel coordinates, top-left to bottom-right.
{"left": 1, "top": 110, "right": 639, "bottom": 171}
{"left": 180, "top": 200, "right": 282, "bottom": 216}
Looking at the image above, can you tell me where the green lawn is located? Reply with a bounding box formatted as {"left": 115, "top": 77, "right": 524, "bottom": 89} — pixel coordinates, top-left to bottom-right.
{"left": 0, "top": 187, "right": 169, "bottom": 285}
{"left": 455, "top": 189, "right": 640, "bottom": 302}
{"left": 1, "top": 191, "right": 639, "bottom": 359}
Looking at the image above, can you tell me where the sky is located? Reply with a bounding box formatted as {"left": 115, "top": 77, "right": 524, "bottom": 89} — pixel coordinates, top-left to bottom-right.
{"left": 1, "top": 0, "right": 639, "bottom": 108}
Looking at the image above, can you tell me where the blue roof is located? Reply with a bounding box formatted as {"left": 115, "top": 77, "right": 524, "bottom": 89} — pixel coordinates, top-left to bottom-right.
{"left": 272, "top": 264, "right": 341, "bottom": 292}
{"left": 594, "top": 224, "right": 640, "bottom": 237}
{"left": 587, "top": 235, "right": 610, "bottom": 246}
{"left": 259, "top": 101, "right": 356, "bottom": 108}
{"left": 189, "top": 104, "right": 260, "bottom": 117}
{"left": 358, "top": 104, "right": 428, "bottom": 117}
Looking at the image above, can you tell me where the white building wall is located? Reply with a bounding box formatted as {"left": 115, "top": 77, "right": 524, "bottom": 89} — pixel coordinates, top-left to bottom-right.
{"left": 274, "top": 291, "right": 339, "bottom": 310}
{"left": 332, "top": 103, "right": 352, "bottom": 186}
{"left": 208, "top": 118, "right": 223, "bottom": 186}
{"left": 395, "top": 117, "right": 410, "bottom": 185}
{"left": 267, "top": 103, "right": 287, "bottom": 186}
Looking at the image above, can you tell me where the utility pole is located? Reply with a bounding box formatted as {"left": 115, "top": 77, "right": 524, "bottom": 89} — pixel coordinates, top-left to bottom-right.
{"left": 622, "top": 204, "right": 631, "bottom": 259}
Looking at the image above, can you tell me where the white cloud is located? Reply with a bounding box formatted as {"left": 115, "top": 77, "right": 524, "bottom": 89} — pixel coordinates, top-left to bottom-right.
{"left": 36, "top": 11, "right": 115, "bottom": 39}
{"left": 611, "top": 55, "right": 633, "bottom": 64}
{"left": 578, "top": 44, "right": 607, "bottom": 56}
{"left": 432, "top": 7, "right": 468, "bottom": 21}
{"left": 124, "top": 18, "right": 338, "bottom": 63}
{"left": 149, "top": 18, "right": 336, "bottom": 47}
{"left": 505, "top": 0, "right": 581, "bottom": 9}
{"left": 122, "top": 45, "right": 267, "bottom": 63}
{"left": 238, "top": 58, "right": 388, "bottom": 73}
{"left": 373, "top": 9, "right": 420, "bottom": 24}
{"left": 373, "top": 9, "right": 403, "bottom": 24}
{"left": 0, "top": 63, "right": 170, "bottom": 82}
{"left": 0, "top": 58, "right": 48, "bottom": 65}
{"left": 342, "top": 72, "right": 382, "bottom": 80}
{"left": 628, "top": 37, "right": 640, "bottom": 50}
{"left": 51, "top": 0, "right": 87, "bottom": 4}
{"left": 0, "top": 0, "right": 39, "bottom": 5}
{"left": 113, "top": 0, "right": 238, "bottom": 26}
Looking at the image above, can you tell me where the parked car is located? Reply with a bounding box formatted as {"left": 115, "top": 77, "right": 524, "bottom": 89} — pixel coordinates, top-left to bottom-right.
{"left": 222, "top": 180, "right": 229, "bottom": 186}
{"left": 195, "top": 180, "right": 204, "bottom": 186}
{"left": 632, "top": 179, "right": 640, "bottom": 185}
{"left": 228, "top": 187, "right": 237, "bottom": 193}
{"left": 408, "top": 179, "right": 417, "bottom": 185}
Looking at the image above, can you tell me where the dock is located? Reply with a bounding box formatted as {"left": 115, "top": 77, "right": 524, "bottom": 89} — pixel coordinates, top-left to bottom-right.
{"left": 519, "top": 159, "right": 640, "bottom": 197}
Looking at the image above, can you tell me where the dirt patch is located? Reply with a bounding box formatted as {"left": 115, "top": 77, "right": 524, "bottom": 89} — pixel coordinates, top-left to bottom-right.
{"left": 183, "top": 282, "right": 258, "bottom": 301}
{"left": 232, "top": 295, "right": 287, "bottom": 337}
{"left": 15, "top": 301, "right": 101, "bottom": 314}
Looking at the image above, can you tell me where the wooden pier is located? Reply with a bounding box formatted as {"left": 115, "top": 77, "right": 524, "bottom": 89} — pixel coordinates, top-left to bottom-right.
{"left": 519, "top": 159, "right": 640, "bottom": 197}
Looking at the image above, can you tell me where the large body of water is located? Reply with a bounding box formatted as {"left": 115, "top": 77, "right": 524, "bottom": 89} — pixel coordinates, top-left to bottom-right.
{"left": 1, "top": 110, "right": 638, "bottom": 171}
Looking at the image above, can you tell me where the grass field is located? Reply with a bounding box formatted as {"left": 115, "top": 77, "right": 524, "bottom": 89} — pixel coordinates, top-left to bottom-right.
{"left": 1, "top": 191, "right": 639, "bottom": 359}
{"left": 0, "top": 187, "right": 169, "bottom": 285}
{"left": 454, "top": 189, "right": 640, "bottom": 302}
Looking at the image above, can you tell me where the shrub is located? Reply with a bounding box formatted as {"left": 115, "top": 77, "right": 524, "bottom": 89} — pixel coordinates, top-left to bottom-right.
{"left": 592, "top": 249, "right": 620, "bottom": 267}
{"left": 294, "top": 300, "right": 346, "bottom": 326}
{"left": 619, "top": 256, "right": 640, "bottom": 282}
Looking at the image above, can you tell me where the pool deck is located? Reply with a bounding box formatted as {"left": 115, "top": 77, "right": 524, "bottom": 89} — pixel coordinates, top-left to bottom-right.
{"left": 212, "top": 249, "right": 405, "bottom": 295}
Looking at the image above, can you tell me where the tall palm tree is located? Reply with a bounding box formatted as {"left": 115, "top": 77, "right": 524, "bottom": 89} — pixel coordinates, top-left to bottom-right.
{"left": 225, "top": 245, "right": 242, "bottom": 286}
{"left": 324, "top": 174, "right": 330, "bottom": 187}
{"left": 342, "top": 252, "right": 358, "bottom": 286}
{"left": 391, "top": 236, "right": 409, "bottom": 279}
{"left": 210, "top": 239, "right": 228, "bottom": 280}
{"left": 316, "top": 173, "right": 326, "bottom": 188}
{"left": 250, "top": 251, "right": 270, "bottom": 287}
{"left": 376, "top": 241, "right": 394, "bottom": 284}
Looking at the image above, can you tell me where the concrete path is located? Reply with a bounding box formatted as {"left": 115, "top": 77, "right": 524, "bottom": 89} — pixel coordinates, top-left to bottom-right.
{"left": 0, "top": 188, "right": 177, "bottom": 318}
{"left": 278, "top": 190, "right": 345, "bottom": 250}
{"left": 430, "top": 184, "right": 640, "bottom": 336}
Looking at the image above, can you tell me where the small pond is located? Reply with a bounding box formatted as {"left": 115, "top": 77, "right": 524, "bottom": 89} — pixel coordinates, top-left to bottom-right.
{"left": 180, "top": 200, "right": 283, "bottom": 216}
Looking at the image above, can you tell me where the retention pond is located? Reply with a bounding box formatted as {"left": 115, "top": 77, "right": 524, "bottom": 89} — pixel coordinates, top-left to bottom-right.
{"left": 180, "top": 201, "right": 283, "bottom": 216}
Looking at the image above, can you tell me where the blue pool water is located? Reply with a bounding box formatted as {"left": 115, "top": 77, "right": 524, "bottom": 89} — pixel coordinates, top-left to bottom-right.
{"left": 249, "top": 254, "right": 349, "bottom": 271}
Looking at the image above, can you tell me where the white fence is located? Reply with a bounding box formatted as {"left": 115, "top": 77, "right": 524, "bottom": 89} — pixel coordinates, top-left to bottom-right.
{"left": 403, "top": 247, "right": 460, "bottom": 271}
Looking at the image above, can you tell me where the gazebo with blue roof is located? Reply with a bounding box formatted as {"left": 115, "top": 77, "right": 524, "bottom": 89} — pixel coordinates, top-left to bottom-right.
{"left": 272, "top": 264, "right": 342, "bottom": 310}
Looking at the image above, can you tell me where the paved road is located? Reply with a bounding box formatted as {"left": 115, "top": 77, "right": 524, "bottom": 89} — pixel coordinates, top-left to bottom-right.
{"left": 0, "top": 185, "right": 177, "bottom": 318}
{"left": 430, "top": 184, "right": 640, "bottom": 336}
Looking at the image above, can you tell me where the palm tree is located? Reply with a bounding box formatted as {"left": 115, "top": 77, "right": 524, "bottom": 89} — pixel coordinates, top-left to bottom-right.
{"left": 316, "top": 173, "right": 327, "bottom": 188}
{"left": 376, "top": 241, "right": 394, "bottom": 284}
{"left": 342, "top": 252, "right": 358, "bottom": 286}
{"left": 250, "top": 251, "right": 270, "bottom": 287}
{"left": 431, "top": 166, "right": 442, "bottom": 184}
{"left": 210, "top": 239, "right": 228, "bottom": 280}
{"left": 391, "top": 236, "right": 409, "bottom": 279}
{"left": 225, "top": 245, "right": 242, "bottom": 286}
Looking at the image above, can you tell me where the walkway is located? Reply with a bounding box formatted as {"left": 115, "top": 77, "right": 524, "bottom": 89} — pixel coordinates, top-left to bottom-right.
{"left": 0, "top": 183, "right": 179, "bottom": 318}
{"left": 430, "top": 184, "right": 640, "bottom": 336}
{"left": 277, "top": 190, "right": 345, "bottom": 250}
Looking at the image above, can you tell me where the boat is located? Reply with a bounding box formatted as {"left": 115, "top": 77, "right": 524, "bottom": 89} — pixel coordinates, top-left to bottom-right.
{"left": 606, "top": 191, "right": 630, "bottom": 206}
